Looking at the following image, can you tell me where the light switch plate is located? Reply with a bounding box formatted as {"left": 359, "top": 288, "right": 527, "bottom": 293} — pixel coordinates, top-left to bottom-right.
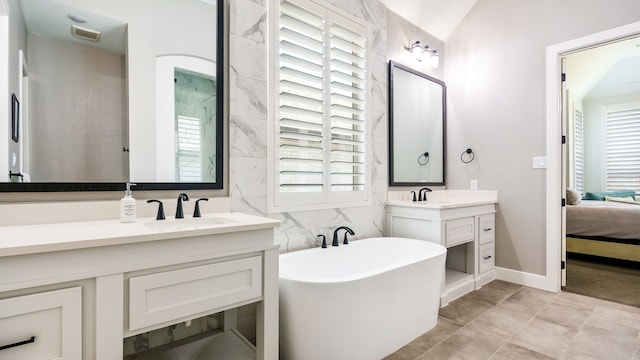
{"left": 533, "top": 156, "right": 547, "bottom": 169}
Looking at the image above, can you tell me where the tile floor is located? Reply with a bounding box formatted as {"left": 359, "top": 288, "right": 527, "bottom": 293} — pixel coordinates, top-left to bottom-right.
{"left": 385, "top": 280, "right": 640, "bottom": 360}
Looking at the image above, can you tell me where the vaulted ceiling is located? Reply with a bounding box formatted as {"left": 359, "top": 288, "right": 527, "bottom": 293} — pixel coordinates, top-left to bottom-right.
{"left": 377, "top": 0, "right": 478, "bottom": 41}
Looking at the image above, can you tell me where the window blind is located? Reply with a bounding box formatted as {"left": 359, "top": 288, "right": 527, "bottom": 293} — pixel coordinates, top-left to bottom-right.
{"left": 605, "top": 104, "right": 640, "bottom": 194}
{"left": 274, "top": 0, "right": 368, "bottom": 207}
{"left": 176, "top": 115, "right": 202, "bottom": 182}
{"left": 574, "top": 108, "right": 584, "bottom": 194}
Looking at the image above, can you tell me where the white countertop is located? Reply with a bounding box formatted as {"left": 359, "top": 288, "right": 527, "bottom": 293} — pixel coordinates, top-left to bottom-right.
{"left": 386, "top": 190, "right": 498, "bottom": 209}
{"left": 0, "top": 212, "right": 280, "bottom": 258}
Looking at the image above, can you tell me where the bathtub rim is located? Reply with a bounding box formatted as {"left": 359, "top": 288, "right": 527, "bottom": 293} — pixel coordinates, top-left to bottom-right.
{"left": 279, "top": 236, "right": 446, "bottom": 284}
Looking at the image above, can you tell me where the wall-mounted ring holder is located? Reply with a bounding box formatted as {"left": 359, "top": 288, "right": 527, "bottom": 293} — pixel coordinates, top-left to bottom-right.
{"left": 460, "top": 148, "right": 475, "bottom": 164}
{"left": 418, "top": 151, "right": 430, "bottom": 165}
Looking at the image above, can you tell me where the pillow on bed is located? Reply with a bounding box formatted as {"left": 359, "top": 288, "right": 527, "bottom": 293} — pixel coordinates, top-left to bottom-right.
{"left": 604, "top": 196, "right": 640, "bottom": 205}
{"left": 566, "top": 188, "right": 581, "bottom": 205}
{"left": 583, "top": 190, "right": 636, "bottom": 201}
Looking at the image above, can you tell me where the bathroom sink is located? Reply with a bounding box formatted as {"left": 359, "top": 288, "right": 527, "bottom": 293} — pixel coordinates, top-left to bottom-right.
{"left": 143, "top": 216, "right": 235, "bottom": 230}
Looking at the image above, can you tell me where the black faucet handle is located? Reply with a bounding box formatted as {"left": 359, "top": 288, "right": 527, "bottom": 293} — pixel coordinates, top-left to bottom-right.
{"left": 411, "top": 191, "right": 417, "bottom": 202}
{"left": 343, "top": 232, "right": 350, "bottom": 245}
{"left": 147, "top": 199, "right": 165, "bottom": 220}
{"left": 193, "top": 198, "right": 209, "bottom": 217}
{"left": 318, "top": 234, "right": 327, "bottom": 248}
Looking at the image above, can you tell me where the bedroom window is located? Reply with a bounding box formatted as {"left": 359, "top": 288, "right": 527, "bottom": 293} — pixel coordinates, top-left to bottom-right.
{"left": 269, "top": 0, "right": 369, "bottom": 212}
{"left": 605, "top": 102, "right": 640, "bottom": 195}
{"left": 574, "top": 108, "right": 584, "bottom": 194}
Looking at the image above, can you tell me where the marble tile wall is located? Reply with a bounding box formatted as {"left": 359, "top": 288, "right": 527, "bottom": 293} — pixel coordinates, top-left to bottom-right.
{"left": 228, "top": 0, "right": 390, "bottom": 252}
{"left": 174, "top": 70, "right": 217, "bottom": 182}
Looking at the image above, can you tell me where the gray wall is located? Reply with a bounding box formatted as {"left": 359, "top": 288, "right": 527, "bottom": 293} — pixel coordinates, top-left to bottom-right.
{"left": 445, "top": 0, "right": 640, "bottom": 275}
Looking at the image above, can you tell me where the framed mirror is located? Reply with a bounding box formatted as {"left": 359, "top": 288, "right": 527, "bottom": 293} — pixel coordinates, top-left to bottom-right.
{"left": 388, "top": 61, "right": 446, "bottom": 186}
{"left": 1, "top": 0, "right": 223, "bottom": 192}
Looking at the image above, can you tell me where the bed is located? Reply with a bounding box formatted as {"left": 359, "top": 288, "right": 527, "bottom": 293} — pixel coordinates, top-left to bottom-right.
{"left": 566, "top": 198, "right": 640, "bottom": 262}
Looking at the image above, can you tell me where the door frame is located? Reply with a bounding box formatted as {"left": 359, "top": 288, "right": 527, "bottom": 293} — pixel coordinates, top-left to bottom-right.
{"left": 0, "top": 0, "right": 8, "bottom": 181}
{"left": 545, "top": 20, "right": 640, "bottom": 292}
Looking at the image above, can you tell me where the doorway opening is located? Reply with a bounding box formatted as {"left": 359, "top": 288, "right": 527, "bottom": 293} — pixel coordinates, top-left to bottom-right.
{"left": 545, "top": 21, "right": 640, "bottom": 295}
{"left": 561, "top": 36, "right": 640, "bottom": 307}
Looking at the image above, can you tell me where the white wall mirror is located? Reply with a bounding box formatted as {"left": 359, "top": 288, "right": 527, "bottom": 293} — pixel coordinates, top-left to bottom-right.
{"left": 388, "top": 61, "right": 446, "bottom": 186}
{"left": 1, "top": 0, "right": 223, "bottom": 191}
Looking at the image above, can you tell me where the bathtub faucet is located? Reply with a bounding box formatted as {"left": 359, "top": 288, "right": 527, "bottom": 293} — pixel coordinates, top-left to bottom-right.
{"left": 419, "top": 187, "right": 432, "bottom": 201}
{"left": 332, "top": 226, "right": 355, "bottom": 246}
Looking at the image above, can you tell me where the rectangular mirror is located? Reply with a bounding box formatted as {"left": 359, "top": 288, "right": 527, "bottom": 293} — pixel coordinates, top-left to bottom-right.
{"left": 388, "top": 60, "right": 446, "bottom": 186}
{"left": 1, "top": 0, "right": 223, "bottom": 192}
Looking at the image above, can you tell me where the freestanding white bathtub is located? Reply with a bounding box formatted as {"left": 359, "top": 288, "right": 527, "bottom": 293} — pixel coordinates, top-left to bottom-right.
{"left": 279, "top": 237, "right": 446, "bottom": 360}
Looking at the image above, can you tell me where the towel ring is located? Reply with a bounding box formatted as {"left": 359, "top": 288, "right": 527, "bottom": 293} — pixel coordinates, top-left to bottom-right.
{"left": 460, "top": 148, "right": 475, "bottom": 164}
{"left": 418, "top": 152, "right": 430, "bottom": 166}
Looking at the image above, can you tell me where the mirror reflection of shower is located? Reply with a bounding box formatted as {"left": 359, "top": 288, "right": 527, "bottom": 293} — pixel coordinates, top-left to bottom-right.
{"left": 156, "top": 56, "right": 216, "bottom": 182}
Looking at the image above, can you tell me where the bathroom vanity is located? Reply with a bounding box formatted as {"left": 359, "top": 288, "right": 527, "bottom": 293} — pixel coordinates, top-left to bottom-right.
{"left": 0, "top": 212, "right": 280, "bottom": 360}
{"left": 386, "top": 191, "right": 498, "bottom": 306}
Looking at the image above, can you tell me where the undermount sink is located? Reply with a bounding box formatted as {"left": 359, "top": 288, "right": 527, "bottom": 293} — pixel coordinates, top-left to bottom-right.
{"left": 143, "top": 216, "right": 235, "bottom": 230}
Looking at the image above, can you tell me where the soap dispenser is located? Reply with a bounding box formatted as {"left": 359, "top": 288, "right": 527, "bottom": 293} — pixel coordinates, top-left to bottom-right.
{"left": 120, "top": 183, "right": 137, "bottom": 223}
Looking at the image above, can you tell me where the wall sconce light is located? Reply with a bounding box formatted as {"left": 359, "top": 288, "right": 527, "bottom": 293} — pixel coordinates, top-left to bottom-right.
{"left": 407, "top": 40, "right": 439, "bottom": 68}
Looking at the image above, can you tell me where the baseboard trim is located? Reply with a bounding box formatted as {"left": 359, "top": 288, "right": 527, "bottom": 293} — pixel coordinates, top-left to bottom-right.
{"left": 495, "top": 267, "right": 558, "bottom": 293}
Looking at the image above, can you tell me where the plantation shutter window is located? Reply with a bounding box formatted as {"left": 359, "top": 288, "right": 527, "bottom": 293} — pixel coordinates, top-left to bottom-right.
{"left": 605, "top": 103, "right": 640, "bottom": 195}
{"left": 176, "top": 115, "right": 202, "bottom": 182}
{"left": 273, "top": 0, "right": 368, "bottom": 209}
{"left": 573, "top": 108, "right": 584, "bottom": 194}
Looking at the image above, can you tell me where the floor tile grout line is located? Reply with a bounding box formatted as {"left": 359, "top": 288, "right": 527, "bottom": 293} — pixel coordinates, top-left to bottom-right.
{"left": 450, "top": 284, "right": 526, "bottom": 360}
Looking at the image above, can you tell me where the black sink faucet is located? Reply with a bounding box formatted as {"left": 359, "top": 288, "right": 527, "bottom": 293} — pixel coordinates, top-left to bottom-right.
{"left": 419, "top": 187, "right": 432, "bottom": 201}
{"left": 332, "top": 226, "right": 355, "bottom": 246}
{"left": 175, "top": 193, "right": 189, "bottom": 219}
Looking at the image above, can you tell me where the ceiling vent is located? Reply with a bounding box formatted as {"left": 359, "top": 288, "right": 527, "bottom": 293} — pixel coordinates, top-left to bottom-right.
{"left": 71, "top": 25, "right": 101, "bottom": 42}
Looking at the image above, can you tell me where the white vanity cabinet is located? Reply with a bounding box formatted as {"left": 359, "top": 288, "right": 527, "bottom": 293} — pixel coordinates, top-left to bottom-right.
{"left": 386, "top": 195, "right": 497, "bottom": 306}
{"left": 0, "top": 212, "right": 280, "bottom": 360}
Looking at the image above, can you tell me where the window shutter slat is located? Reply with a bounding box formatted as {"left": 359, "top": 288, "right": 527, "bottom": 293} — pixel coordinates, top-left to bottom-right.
{"left": 574, "top": 108, "right": 584, "bottom": 194}
{"left": 176, "top": 115, "right": 202, "bottom": 182}
{"left": 605, "top": 103, "right": 640, "bottom": 195}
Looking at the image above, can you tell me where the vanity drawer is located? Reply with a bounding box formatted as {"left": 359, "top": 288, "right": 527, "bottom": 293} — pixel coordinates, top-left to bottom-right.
{"left": 478, "top": 243, "right": 495, "bottom": 273}
{"left": 129, "top": 256, "right": 262, "bottom": 331}
{"left": 0, "top": 287, "right": 82, "bottom": 360}
{"left": 478, "top": 214, "right": 495, "bottom": 245}
{"left": 445, "top": 217, "right": 475, "bottom": 247}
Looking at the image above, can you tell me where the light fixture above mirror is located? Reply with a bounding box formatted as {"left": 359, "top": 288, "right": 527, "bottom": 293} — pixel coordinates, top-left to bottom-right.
{"left": 407, "top": 40, "right": 439, "bottom": 68}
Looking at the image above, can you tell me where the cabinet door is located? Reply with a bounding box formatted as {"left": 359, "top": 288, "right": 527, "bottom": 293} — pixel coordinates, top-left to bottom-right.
{"left": 478, "top": 243, "right": 495, "bottom": 274}
{"left": 0, "top": 287, "right": 82, "bottom": 360}
{"left": 478, "top": 214, "right": 495, "bottom": 245}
